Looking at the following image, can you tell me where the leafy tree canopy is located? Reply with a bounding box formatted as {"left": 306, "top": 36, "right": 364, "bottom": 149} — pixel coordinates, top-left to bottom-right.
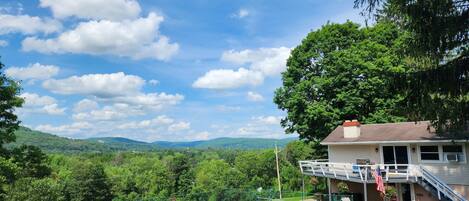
{"left": 274, "top": 21, "right": 410, "bottom": 141}
{"left": 0, "top": 59, "right": 23, "bottom": 155}
{"left": 355, "top": 0, "right": 469, "bottom": 136}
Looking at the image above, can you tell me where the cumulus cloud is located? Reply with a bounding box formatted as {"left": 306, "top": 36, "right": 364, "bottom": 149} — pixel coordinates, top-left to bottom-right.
{"left": 73, "top": 99, "right": 99, "bottom": 112}
{"left": 22, "top": 12, "right": 179, "bottom": 60}
{"left": 39, "top": 0, "right": 141, "bottom": 21}
{"left": 117, "top": 115, "right": 174, "bottom": 130}
{"left": 72, "top": 103, "right": 141, "bottom": 121}
{"left": 215, "top": 105, "right": 241, "bottom": 112}
{"left": 168, "top": 121, "right": 191, "bottom": 132}
{"left": 0, "top": 14, "right": 61, "bottom": 35}
{"left": 148, "top": 79, "right": 159, "bottom": 85}
{"left": 35, "top": 122, "right": 92, "bottom": 136}
{"left": 0, "top": 40, "right": 7, "bottom": 47}
{"left": 221, "top": 47, "right": 290, "bottom": 76}
{"left": 19, "top": 92, "right": 66, "bottom": 115}
{"left": 43, "top": 72, "right": 144, "bottom": 97}
{"left": 193, "top": 47, "right": 290, "bottom": 89}
{"left": 246, "top": 91, "right": 264, "bottom": 102}
{"left": 5, "top": 63, "right": 59, "bottom": 81}
{"left": 252, "top": 116, "right": 282, "bottom": 125}
{"left": 192, "top": 68, "right": 263, "bottom": 89}
{"left": 231, "top": 8, "right": 249, "bottom": 19}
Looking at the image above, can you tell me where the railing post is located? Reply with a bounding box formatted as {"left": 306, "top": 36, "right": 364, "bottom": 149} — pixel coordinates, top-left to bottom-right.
{"left": 406, "top": 167, "right": 409, "bottom": 181}
{"left": 344, "top": 164, "right": 349, "bottom": 179}
{"left": 320, "top": 164, "right": 326, "bottom": 176}
{"left": 359, "top": 167, "right": 363, "bottom": 181}
{"left": 385, "top": 166, "right": 389, "bottom": 181}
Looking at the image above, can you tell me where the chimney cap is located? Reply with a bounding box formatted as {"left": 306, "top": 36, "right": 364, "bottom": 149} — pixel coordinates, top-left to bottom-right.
{"left": 343, "top": 120, "right": 360, "bottom": 127}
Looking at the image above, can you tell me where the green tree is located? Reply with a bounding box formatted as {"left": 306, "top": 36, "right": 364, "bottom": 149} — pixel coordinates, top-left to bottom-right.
{"left": 66, "top": 163, "right": 112, "bottom": 201}
{"left": 192, "top": 159, "right": 247, "bottom": 200}
{"left": 284, "top": 141, "right": 314, "bottom": 165}
{"left": 0, "top": 59, "right": 23, "bottom": 156}
{"left": 274, "top": 21, "right": 409, "bottom": 141}
{"left": 10, "top": 145, "right": 51, "bottom": 178}
{"left": 6, "top": 178, "right": 65, "bottom": 201}
{"left": 355, "top": 0, "right": 469, "bottom": 135}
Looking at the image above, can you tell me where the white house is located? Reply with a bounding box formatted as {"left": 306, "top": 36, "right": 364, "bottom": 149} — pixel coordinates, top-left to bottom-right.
{"left": 299, "top": 120, "right": 469, "bottom": 201}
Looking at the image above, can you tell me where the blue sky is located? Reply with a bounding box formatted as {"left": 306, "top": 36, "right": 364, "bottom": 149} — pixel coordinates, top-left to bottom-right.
{"left": 0, "top": 0, "right": 363, "bottom": 142}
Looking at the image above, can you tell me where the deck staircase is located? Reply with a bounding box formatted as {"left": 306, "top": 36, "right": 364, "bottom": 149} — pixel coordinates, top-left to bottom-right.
{"left": 299, "top": 160, "right": 467, "bottom": 201}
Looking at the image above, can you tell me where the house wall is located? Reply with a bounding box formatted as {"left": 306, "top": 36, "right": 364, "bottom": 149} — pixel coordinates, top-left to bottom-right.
{"left": 408, "top": 143, "right": 469, "bottom": 186}
{"left": 328, "top": 143, "right": 469, "bottom": 199}
{"left": 328, "top": 145, "right": 381, "bottom": 164}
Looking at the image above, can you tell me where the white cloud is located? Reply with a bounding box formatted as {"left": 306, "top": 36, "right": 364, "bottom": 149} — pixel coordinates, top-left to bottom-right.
{"left": 168, "top": 121, "right": 191, "bottom": 132}
{"left": 246, "top": 91, "right": 264, "bottom": 102}
{"left": 22, "top": 12, "right": 179, "bottom": 60}
{"left": 72, "top": 103, "right": 143, "bottom": 121}
{"left": 19, "top": 92, "right": 66, "bottom": 115}
{"left": 253, "top": 116, "right": 282, "bottom": 125}
{"left": 35, "top": 122, "right": 92, "bottom": 136}
{"left": 5, "top": 63, "right": 59, "bottom": 81}
{"left": 73, "top": 99, "right": 99, "bottom": 112}
{"left": 215, "top": 105, "right": 241, "bottom": 112}
{"left": 40, "top": 0, "right": 141, "bottom": 21}
{"left": 43, "top": 72, "right": 144, "bottom": 97}
{"left": 221, "top": 47, "right": 290, "bottom": 76}
{"left": 109, "top": 92, "right": 184, "bottom": 111}
{"left": 193, "top": 47, "right": 290, "bottom": 89}
{"left": 148, "top": 79, "right": 159, "bottom": 85}
{"left": 0, "top": 40, "right": 8, "bottom": 47}
{"left": 232, "top": 8, "right": 250, "bottom": 19}
{"left": 117, "top": 115, "right": 174, "bottom": 130}
{"left": 44, "top": 72, "right": 184, "bottom": 114}
{"left": 192, "top": 68, "right": 263, "bottom": 89}
{"left": 0, "top": 14, "right": 61, "bottom": 35}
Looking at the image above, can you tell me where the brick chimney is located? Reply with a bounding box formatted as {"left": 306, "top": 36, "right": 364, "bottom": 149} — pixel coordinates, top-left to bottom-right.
{"left": 343, "top": 120, "right": 360, "bottom": 138}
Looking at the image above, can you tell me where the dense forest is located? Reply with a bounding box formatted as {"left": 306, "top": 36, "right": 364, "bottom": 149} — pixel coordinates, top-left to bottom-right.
{"left": 1, "top": 139, "right": 324, "bottom": 201}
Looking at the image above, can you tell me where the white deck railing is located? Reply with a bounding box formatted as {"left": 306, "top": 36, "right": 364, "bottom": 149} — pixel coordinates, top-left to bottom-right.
{"left": 299, "top": 160, "right": 467, "bottom": 201}
{"left": 299, "top": 160, "right": 419, "bottom": 183}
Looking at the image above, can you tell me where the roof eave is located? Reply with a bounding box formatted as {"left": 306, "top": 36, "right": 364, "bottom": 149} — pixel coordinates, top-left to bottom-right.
{"left": 321, "top": 139, "right": 469, "bottom": 145}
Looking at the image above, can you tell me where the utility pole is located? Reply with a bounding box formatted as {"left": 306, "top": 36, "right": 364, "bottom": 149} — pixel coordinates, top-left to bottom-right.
{"left": 275, "top": 144, "right": 282, "bottom": 199}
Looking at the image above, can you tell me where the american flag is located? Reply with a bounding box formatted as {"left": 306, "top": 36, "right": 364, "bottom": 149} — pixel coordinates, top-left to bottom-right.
{"left": 372, "top": 168, "right": 385, "bottom": 194}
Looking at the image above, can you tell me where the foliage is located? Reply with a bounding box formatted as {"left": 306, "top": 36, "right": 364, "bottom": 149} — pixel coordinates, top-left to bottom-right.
{"left": 10, "top": 145, "right": 51, "bottom": 178}
{"left": 274, "top": 21, "right": 409, "bottom": 141}
{"left": 5, "top": 178, "right": 65, "bottom": 201}
{"left": 354, "top": 0, "right": 469, "bottom": 136}
{"left": 384, "top": 185, "right": 397, "bottom": 199}
{"left": 66, "top": 163, "right": 113, "bottom": 201}
{"left": 337, "top": 182, "right": 349, "bottom": 194}
{"left": 0, "top": 59, "right": 23, "bottom": 156}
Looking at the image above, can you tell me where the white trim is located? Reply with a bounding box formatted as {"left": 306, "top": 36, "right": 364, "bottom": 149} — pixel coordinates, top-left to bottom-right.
{"left": 322, "top": 140, "right": 469, "bottom": 145}
{"left": 417, "top": 143, "right": 467, "bottom": 164}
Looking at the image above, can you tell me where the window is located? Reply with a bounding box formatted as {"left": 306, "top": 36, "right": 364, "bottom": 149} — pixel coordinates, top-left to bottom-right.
{"left": 420, "top": 146, "right": 440, "bottom": 161}
{"left": 419, "top": 144, "right": 466, "bottom": 163}
{"left": 443, "top": 145, "right": 465, "bottom": 162}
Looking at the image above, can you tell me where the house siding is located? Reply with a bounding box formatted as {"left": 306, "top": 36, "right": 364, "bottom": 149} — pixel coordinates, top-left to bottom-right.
{"left": 328, "top": 145, "right": 381, "bottom": 164}
{"left": 328, "top": 143, "right": 469, "bottom": 199}
{"left": 409, "top": 143, "right": 469, "bottom": 185}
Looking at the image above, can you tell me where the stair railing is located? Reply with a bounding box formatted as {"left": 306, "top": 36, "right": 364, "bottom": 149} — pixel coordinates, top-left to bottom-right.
{"left": 419, "top": 166, "right": 467, "bottom": 201}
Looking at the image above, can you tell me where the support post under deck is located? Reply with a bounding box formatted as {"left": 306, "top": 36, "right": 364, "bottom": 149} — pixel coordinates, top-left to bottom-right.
{"left": 327, "top": 178, "right": 332, "bottom": 201}
{"left": 363, "top": 182, "right": 368, "bottom": 201}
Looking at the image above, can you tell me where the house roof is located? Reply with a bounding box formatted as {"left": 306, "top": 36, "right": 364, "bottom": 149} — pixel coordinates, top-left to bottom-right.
{"left": 321, "top": 121, "right": 467, "bottom": 145}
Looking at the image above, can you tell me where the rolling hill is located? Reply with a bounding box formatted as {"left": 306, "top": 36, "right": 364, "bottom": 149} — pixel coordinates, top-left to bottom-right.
{"left": 7, "top": 127, "right": 298, "bottom": 152}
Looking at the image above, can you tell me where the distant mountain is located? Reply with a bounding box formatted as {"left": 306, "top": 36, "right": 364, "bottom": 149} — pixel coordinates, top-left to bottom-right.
{"left": 152, "top": 137, "right": 297, "bottom": 149}
{"left": 7, "top": 127, "right": 297, "bottom": 152}
{"left": 7, "top": 127, "right": 119, "bottom": 153}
